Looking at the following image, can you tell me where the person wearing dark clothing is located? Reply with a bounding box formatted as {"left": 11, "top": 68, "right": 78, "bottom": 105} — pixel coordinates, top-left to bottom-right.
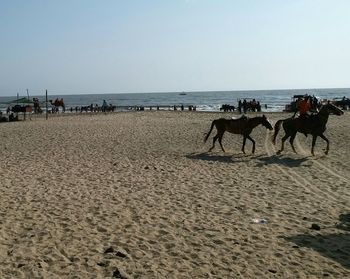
{"left": 243, "top": 99, "right": 247, "bottom": 114}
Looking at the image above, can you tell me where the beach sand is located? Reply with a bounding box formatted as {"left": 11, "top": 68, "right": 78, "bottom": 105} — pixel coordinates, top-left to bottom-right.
{"left": 0, "top": 111, "right": 349, "bottom": 278}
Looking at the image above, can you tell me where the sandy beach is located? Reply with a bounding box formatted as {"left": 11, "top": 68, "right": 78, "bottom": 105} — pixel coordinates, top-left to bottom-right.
{"left": 0, "top": 111, "right": 349, "bottom": 278}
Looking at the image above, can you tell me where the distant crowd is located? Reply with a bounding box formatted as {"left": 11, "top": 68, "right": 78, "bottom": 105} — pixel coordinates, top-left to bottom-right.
{"left": 220, "top": 99, "right": 263, "bottom": 113}
{"left": 3, "top": 95, "right": 348, "bottom": 121}
{"left": 71, "top": 101, "right": 116, "bottom": 113}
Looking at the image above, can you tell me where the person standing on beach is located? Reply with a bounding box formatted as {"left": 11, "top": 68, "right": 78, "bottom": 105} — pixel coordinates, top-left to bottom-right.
{"left": 102, "top": 100, "right": 108, "bottom": 112}
{"left": 238, "top": 100, "right": 242, "bottom": 113}
{"left": 243, "top": 99, "right": 248, "bottom": 114}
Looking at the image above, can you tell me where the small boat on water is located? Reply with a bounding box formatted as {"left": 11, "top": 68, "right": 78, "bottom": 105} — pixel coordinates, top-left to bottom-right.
{"left": 179, "top": 92, "right": 187, "bottom": 95}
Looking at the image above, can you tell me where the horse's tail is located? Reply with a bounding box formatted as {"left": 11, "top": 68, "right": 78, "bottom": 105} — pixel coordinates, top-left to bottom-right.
{"left": 272, "top": 119, "right": 284, "bottom": 145}
{"left": 204, "top": 120, "right": 216, "bottom": 143}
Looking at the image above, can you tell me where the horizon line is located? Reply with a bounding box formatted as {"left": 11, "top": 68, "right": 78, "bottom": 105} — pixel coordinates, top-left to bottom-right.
{"left": 0, "top": 86, "right": 350, "bottom": 98}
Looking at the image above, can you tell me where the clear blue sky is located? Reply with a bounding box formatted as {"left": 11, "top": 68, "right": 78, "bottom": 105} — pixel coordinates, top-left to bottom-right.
{"left": 0, "top": 0, "right": 349, "bottom": 96}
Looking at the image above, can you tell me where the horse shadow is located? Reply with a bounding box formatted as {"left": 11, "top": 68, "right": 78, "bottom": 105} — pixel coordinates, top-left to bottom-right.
{"left": 284, "top": 213, "right": 350, "bottom": 270}
{"left": 256, "top": 154, "right": 309, "bottom": 168}
{"left": 284, "top": 233, "right": 350, "bottom": 269}
{"left": 186, "top": 152, "right": 263, "bottom": 163}
{"left": 336, "top": 213, "right": 350, "bottom": 231}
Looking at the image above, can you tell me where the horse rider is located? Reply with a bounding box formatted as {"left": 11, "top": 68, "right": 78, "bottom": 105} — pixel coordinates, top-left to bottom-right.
{"left": 293, "top": 96, "right": 311, "bottom": 119}
{"left": 300, "top": 96, "right": 312, "bottom": 118}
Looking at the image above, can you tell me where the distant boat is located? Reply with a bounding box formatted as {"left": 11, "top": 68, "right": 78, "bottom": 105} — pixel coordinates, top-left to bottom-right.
{"left": 179, "top": 92, "right": 187, "bottom": 95}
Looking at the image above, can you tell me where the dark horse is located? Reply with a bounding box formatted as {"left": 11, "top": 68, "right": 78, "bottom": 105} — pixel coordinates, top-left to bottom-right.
{"left": 272, "top": 103, "right": 343, "bottom": 156}
{"left": 204, "top": 115, "right": 273, "bottom": 153}
{"left": 11, "top": 105, "right": 32, "bottom": 113}
{"left": 220, "top": 104, "right": 235, "bottom": 112}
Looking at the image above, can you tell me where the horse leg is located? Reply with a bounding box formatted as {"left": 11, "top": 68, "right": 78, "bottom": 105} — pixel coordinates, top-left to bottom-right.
{"left": 311, "top": 135, "right": 317, "bottom": 156}
{"left": 319, "top": 134, "right": 329, "bottom": 155}
{"left": 208, "top": 134, "right": 219, "bottom": 152}
{"left": 218, "top": 133, "right": 225, "bottom": 153}
{"left": 289, "top": 132, "right": 297, "bottom": 154}
{"left": 246, "top": 135, "right": 255, "bottom": 154}
{"left": 241, "top": 136, "right": 246, "bottom": 154}
{"left": 277, "top": 133, "right": 290, "bottom": 155}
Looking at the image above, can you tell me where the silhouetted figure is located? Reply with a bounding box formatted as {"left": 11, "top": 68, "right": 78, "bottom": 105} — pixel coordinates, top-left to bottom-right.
{"left": 251, "top": 99, "right": 257, "bottom": 112}
{"left": 257, "top": 102, "right": 261, "bottom": 112}
{"left": 101, "top": 100, "right": 108, "bottom": 112}
{"left": 9, "top": 113, "right": 18, "bottom": 122}
{"left": 243, "top": 99, "right": 247, "bottom": 114}
{"left": 33, "top": 98, "right": 42, "bottom": 113}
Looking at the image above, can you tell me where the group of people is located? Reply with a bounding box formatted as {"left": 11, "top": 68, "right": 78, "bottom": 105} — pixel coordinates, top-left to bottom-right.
{"left": 238, "top": 99, "right": 262, "bottom": 114}
{"left": 69, "top": 101, "right": 116, "bottom": 113}
{"left": 0, "top": 110, "right": 19, "bottom": 122}
{"left": 174, "top": 104, "right": 196, "bottom": 111}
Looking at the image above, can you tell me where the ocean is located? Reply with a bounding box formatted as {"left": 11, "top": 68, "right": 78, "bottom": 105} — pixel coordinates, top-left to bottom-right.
{"left": 0, "top": 88, "right": 349, "bottom": 112}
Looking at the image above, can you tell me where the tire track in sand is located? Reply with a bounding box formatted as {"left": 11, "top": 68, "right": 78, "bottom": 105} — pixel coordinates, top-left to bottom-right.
{"left": 294, "top": 137, "right": 350, "bottom": 184}
{"left": 264, "top": 132, "right": 315, "bottom": 196}
{"left": 264, "top": 131, "right": 347, "bottom": 204}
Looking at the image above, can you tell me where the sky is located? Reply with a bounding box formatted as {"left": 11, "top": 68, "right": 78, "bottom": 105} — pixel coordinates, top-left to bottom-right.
{"left": 0, "top": 0, "right": 349, "bottom": 96}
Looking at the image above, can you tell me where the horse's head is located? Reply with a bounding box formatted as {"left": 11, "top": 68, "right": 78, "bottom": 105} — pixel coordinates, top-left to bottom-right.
{"left": 261, "top": 114, "right": 273, "bottom": 130}
{"left": 322, "top": 103, "right": 344, "bottom": 116}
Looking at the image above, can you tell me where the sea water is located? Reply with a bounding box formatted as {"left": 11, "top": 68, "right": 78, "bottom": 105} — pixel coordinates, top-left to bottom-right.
{"left": 0, "top": 88, "right": 349, "bottom": 112}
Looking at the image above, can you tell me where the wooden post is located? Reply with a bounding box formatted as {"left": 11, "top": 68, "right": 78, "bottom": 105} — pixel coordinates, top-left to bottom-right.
{"left": 46, "top": 89, "right": 48, "bottom": 120}
{"left": 26, "top": 89, "right": 29, "bottom": 121}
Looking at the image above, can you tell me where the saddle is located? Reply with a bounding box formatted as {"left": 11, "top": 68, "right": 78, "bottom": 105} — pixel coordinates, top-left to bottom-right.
{"left": 231, "top": 115, "right": 248, "bottom": 121}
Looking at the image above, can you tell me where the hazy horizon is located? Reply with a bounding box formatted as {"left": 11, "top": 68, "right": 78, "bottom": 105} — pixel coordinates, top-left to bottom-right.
{"left": 1, "top": 1, "right": 349, "bottom": 97}
{"left": 1, "top": 87, "right": 350, "bottom": 99}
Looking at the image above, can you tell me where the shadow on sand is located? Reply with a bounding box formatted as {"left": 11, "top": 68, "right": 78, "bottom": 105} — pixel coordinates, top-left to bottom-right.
{"left": 256, "top": 154, "right": 309, "bottom": 168}
{"left": 284, "top": 213, "right": 350, "bottom": 270}
{"left": 284, "top": 233, "right": 350, "bottom": 269}
{"left": 336, "top": 213, "right": 350, "bottom": 232}
{"left": 186, "top": 152, "right": 264, "bottom": 163}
